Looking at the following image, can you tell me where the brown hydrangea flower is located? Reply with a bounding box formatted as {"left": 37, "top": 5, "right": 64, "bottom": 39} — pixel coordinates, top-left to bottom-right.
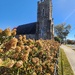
{"left": 5, "top": 60, "right": 15, "bottom": 68}
{"left": 32, "top": 72, "right": 37, "bottom": 75}
{"left": 12, "top": 53, "right": 19, "bottom": 59}
{"left": 0, "top": 49, "right": 4, "bottom": 53}
{"left": 49, "top": 66, "right": 54, "bottom": 73}
{"left": 32, "top": 57, "right": 40, "bottom": 65}
{"left": 16, "top": 60, "right": 23, "bottom": 68}
{"left": 15, "top": 46, "right": 21, "bottom": 52}
{"left": 11, "top": 29, "right": 16, "bottom": 36}
{"left": 21, "top": 54, "right": 29, "bottom": 62}
{"left": 18, "top": 41, "right": 24, "bottom": 46}
{"left": 22, "top": 35, "right": 26, "bottom": 40}
{"left": 0, "top": 29, "right": 3, "bottom": 34}
{"left": 19, "top": 35, "right": 23, "bottom": 40}
{"left": 45, "top": 73, "right": 51, "bottom": 75}
{"left": 5, "top": 37, "right": 18, "bottom": 50}
{"left": 2, "top": 28, "right": 11, "bottom": 36}
{"left": 35, "top": 40, "right": 43, "bottom": 48}
{"left": 20, "top": 45, "right": 25, "bottom": 50}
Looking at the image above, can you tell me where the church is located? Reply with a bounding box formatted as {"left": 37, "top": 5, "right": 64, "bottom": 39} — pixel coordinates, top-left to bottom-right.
{"left": 16, "top": 0, "right": 54, "bottom": 40}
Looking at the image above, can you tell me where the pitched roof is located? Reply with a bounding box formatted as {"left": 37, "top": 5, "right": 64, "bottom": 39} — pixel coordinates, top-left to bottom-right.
{"left": 16, "top": 22, "right": 36, "bottom": 35}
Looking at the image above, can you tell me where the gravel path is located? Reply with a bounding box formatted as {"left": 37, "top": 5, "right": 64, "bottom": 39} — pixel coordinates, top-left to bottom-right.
{"left": 60, "top": 45, "right": 75, "bottom": 75}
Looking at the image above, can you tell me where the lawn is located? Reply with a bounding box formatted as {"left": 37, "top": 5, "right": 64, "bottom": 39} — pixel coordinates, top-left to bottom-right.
{"left": 58, "top": 48, "right": 74, "bottom": 75}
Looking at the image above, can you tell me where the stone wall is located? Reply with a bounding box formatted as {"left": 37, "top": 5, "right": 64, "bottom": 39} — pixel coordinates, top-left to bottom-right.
{"left": 26, "top": 34, "right": 36, "bottom": 39}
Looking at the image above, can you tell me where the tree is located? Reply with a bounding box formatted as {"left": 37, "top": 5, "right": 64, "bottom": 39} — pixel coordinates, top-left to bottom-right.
{"left": 54, "top": 36, "right": 61, "bottom": 43}
{"left": 55, "top": 23, "right": 71, "bottom": 43}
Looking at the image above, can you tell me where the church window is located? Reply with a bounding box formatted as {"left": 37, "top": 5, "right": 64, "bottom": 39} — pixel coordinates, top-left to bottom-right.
{"left": 41, "top": 28, "right": 44, "bottom": 37}
{"left": 42, "top": 8, "right": 45, "bottom": 16}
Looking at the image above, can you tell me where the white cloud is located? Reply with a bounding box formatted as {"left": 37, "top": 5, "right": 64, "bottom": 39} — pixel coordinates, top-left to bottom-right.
{"left": 63, "top": 9, "right": 75, "bottom": 22}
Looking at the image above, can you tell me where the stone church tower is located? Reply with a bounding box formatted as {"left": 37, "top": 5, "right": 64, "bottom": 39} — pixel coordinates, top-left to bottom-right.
{"left": 36, "top": 0, "right": 54, "bottom": 39}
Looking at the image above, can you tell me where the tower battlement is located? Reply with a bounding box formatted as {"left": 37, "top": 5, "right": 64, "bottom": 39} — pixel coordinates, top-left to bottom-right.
{"left": 38, "top": 0, "right": 45, "bottom": 4}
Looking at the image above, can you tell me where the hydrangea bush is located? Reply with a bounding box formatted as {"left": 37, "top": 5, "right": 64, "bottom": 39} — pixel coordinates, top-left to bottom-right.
{"left": 0, "top": 28, "right": 60, "bottom": 75}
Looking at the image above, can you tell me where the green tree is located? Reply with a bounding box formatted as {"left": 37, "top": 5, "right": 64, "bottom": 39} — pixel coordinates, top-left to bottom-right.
{"left": 54, "top": 36, "right": 61, "bottom": 43}
{"left": 55, "top": 23, "right": 71, "bottom": 43}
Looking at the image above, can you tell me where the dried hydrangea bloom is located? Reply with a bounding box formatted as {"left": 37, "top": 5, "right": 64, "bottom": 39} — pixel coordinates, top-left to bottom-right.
{"left": 47, "top": 56, "right": 53, "bottom": 60}
{"left": 45, "top": 73, "right": 51, "bottom": 75}
{"left": 4, "top": 42, "right": 12, "bottom": 50}
{"left": 51, "top": 53, "right": 54, "bottom": 56}
{"left": 35, "top": 40, "right": 43, "bottom": 48}
{"left": 21, "top": 54, "right": 29, "bottom": 62}
{"left": 10, "top": 37, "right": 18, "bottom": 45}
{"left": 32, "top": 72, "right": 37, "bottom": 75}
{"left": 25, "top": 46, "right": 30, "bottom": 50}
{"left": 20, "top": 45, "right": 25, "bottom": 50}
{"left": 15, "top": 46, "right": 21, "bottom": 52}
{"left": 22, "top": 39, "right": 26, "bottom": 44}
{"left": 2, "top": 28, "right": 11, "bottom": 36}
{"left": 49, "top": 66, "right": 54, "bottom": 73}
{"left": 29, "top": 44, "right": 35, "bottom": 49}
{"left": 12, "top": 53, "right": 19, "bottom": 59}
{"left": 46, "top": 51, "right": 50, "bottom": 56}
{"left": 33, "top": 47, "right": 38, "bottom": 51}
{"left": 0, "top": 49, "right": 3, "bottom": 53}
{"left": 18, "top": 41, "right": 24, "bottom": 46}
{"left": 0, "top": 29, "right": 2, "bottom": 34}
{"left": 5, "top": 37, "right": 18, "bottom": 50}
{"left": 37, "top": 66, "right": 42, "bottom": 72}
{"left": 22, "top": 35, "right": 26, "bottom": 40}
{"left": 19, "top": 35, "right": 23, "bottom": 40}
{"left": 5, "top": 60, "right": 15, "bottom": 68}
{"left": 11, "top": 29, "right": 16, "bottom": 36}
{"left": 28, "top": 39, "right": 34, "bottom": 43}
{"left": 32, "top": 57, "right": 40, "bottom": 65}
{"left": 16, "top": 60, "right": 23, "bottom": 68}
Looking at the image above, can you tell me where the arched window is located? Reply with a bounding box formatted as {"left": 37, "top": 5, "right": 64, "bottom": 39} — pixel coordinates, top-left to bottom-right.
{"left": 42, "top": 8, "right": 45, "bottom": 16}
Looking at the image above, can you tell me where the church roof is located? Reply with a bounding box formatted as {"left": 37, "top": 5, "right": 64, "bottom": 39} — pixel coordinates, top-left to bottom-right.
{"left": 16, "top": 22, "right": 36, "bottom": 35}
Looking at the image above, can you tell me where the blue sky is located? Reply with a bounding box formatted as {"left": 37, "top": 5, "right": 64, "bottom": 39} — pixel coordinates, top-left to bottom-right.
{"left": 0, "top": 0, "right": 75, "bottom": 40}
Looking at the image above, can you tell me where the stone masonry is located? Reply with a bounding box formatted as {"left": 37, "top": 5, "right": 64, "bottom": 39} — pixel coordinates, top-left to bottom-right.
{"left": 36, "top": 0, "right": 54, "bottom": 39}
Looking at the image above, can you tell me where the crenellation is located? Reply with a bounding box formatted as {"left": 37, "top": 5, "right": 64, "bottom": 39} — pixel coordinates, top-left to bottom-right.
{"left": 38, "top": 0, "right": 45, "bottom": 4}
{"left": 38, "top": 1, "right": 41, "bottom": 4}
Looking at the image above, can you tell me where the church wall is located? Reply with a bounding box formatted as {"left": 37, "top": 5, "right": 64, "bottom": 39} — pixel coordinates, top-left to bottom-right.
{"left": 15, "top": 34, "right": 35, "bottom": 40}
{"left": 26, "top": 34, "right": 36, "bottom": 39}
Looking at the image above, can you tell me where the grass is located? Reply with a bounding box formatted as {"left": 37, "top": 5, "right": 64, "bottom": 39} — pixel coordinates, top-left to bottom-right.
{"left": 58, "top": 48, "right": 74, "bottom": 75}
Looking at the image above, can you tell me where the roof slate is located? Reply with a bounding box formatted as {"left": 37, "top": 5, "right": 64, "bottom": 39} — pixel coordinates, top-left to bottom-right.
{"left": 17, "top": 22, "right": 36, "bottom": 35}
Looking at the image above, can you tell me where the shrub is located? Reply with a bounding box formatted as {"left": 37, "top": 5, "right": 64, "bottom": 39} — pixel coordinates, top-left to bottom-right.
{"left": 0, "top": 28, "right": 60, "bottom": 75}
